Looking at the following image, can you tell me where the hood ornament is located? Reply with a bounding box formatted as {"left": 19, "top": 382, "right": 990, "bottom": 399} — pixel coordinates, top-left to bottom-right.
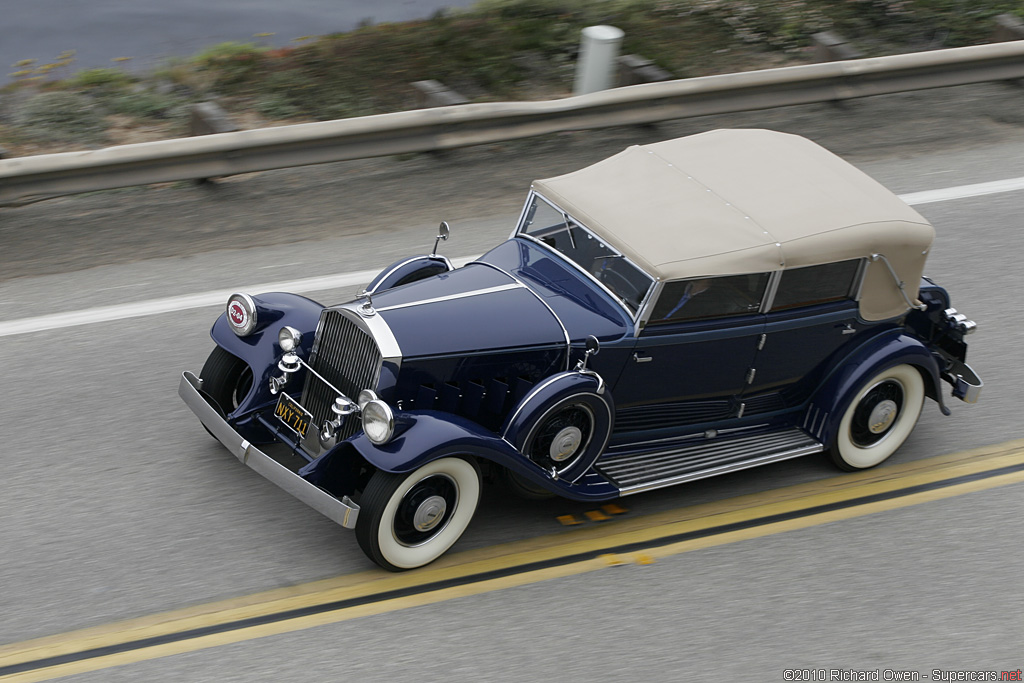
{"left": 356, "top": 288, "right": 376, "bottom": 317}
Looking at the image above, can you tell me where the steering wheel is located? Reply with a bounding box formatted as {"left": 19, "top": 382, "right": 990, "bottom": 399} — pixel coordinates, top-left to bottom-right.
{"left": 596, "top": 266, "right": 643, "bottom": 308}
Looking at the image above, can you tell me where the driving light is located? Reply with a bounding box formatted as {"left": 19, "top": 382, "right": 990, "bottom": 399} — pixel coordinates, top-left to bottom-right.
{"left": 361, "top": 400, "right": 394, "bottom": 445}
{"left": 278, "top": 325, "right": 302, "bottom": 352}
{"left": 226, "top": 293, "right": 257, "bottom": 337}
{"left": 357, "top": 389, "right": 379, "bottom": 409}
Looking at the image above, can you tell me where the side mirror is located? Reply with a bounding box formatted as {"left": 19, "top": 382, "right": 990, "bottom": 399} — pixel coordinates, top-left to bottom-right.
{"left": 576, "top": 335, "right": 600, "bottom": 373}
{"left": 432, "top": 221, "right": 451, "bottom": 256}
{"left": 576, "top": 335, "right": 604, "bottom": 393}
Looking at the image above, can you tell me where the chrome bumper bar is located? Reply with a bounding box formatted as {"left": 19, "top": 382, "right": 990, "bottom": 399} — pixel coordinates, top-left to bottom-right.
{"left": 178, "top": 371, "right": 359, "bottom": 529}
{"left": 942, "top": 359, "right": 983, "bottom": 404}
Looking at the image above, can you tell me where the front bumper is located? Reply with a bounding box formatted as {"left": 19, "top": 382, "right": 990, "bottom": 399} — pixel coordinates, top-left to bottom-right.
{"left": 178, "top": 371, "right": 359, "bottom": 529}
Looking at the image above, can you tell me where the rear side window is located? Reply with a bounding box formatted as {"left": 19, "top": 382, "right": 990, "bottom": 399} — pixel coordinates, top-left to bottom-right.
{"left": 771, "top": 260, "right": 862, "bottom": 311}
{"left": 650, "top": 273, "right": 770, "bottom": 324}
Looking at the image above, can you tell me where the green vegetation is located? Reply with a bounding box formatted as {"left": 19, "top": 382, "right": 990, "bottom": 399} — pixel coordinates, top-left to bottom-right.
{"left": 1, "top": 0, "right": 1021, "bottom": 154}
{"left": 11, "top": 91, "right": 108, "bottom": 145}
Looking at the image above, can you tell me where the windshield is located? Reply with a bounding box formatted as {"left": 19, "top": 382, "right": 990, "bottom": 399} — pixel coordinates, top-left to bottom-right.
{"left": 518, "top": 194, "right": 654, "bottom": 315}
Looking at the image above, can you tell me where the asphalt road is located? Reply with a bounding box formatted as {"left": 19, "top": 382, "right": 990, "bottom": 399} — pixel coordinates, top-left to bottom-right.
{"left": 1, "top": 85, "right": 1024, "bottom": 680}
{"left": 2, "top": 0, "right": 478, "bottom": 73}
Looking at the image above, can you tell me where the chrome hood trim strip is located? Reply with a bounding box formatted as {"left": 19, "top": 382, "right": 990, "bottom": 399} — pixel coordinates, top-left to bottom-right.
{"left": 374, "top": 283, "right": 522, "bottom": 312}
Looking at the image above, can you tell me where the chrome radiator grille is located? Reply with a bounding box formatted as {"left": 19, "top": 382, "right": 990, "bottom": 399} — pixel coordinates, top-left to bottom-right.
{"left": 302, "top": 309, "right": 382, "bottom": 441}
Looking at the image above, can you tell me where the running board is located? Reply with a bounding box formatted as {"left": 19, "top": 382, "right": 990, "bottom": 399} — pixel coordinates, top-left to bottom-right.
{"left": 596, "top": 429, "right": 823, "bottom": 496}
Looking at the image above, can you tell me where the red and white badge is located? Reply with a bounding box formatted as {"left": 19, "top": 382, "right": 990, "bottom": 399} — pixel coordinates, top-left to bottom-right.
{"left": 226, "top": 293, "right": 256, "bottom": 336}
{"left": 228, "top": 300, "right": 248, "bottom": 328}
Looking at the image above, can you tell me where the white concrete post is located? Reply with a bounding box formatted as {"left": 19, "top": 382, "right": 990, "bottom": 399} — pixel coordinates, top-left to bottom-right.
{"left": 573, "top": 25, "right": 625, "bottom": 96}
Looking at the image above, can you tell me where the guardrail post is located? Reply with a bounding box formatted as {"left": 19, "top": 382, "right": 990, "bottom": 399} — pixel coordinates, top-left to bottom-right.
{"left": 189, "top": 102, "right": 238, "bottom": 183}
{"left": 993, "top": 14, "right": 1024, "bottom": 42}
{"left": 617, "top": 54, "right": 673, "bottom": 86}
{"left": 812, "top": 31, "right": 864, "bottom": 62}
{"left": 189, "top": 102, "right": 238, "bottom": 136}
{"left": 411, "top": 80, "right": 469, "bottom": 108}
{"left": 574, "top": 25, "right": 625, "bottom": 95}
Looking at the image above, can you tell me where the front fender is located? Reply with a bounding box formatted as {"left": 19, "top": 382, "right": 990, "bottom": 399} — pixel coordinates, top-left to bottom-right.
{"left": 347, "top": 410, "right": 522, "bottom": 473}
{"left": 364, "top": 255, "right": 453, "bottom": 294}
{"left": 210, "top": 291, "right": 324, "bottom": 415}
{"left": 333, "top": 407, "right": 617, "bottom": 501}
{"left": 806, "top": 332, "right": 943, "bottom": 447}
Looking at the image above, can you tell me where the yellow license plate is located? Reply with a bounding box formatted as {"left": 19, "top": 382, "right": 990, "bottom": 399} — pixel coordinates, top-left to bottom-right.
{"left": 274, "top": 393, "right": 312, "bottom": 438}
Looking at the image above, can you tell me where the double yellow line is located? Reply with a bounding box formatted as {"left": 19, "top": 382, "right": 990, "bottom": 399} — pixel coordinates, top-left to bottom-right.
{"left": 3, "top": 439, "right": 1024, "bottom": 682}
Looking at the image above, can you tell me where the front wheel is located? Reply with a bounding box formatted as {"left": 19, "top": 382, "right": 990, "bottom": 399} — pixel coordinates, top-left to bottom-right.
{"left": 355, "top": 456, "right": 481, "bottom": 571}
{"left": 827, "top": 364, "right": 925, "bottom": 471}
{"left": 199, "top": 346, "right": 253, "bottom": 416}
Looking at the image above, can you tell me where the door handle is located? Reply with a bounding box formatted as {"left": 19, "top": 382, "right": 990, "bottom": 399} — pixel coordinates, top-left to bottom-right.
{"left": 633, "top": 353, "right": 652, "bottom": 363}
{"left": 836, "top": 323, "right": 856, "bottom": 335}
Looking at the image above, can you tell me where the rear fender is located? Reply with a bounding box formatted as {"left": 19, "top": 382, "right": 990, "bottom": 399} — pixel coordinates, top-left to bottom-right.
{"left": 805, "top": 332, "right": 943, "bottom": 447}
{"left": 209, "top": 292, "right": 324, "bottom": 415}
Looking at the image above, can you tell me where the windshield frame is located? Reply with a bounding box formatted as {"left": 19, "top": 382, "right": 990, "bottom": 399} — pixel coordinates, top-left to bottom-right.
{"left": 514, "top": 191, "right": 657, "bottom": 324}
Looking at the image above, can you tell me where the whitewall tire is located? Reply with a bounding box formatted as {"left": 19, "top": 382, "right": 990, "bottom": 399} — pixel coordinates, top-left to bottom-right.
{"left": 356, "top": 456, "right": 481, "bottom": 571}
{"left": 828, "top": 364, "right": 925, "bottom": 471}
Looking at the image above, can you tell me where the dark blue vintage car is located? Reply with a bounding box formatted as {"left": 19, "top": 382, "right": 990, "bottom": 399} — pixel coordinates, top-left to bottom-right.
{"left": 180, "top": 129, "right": 982, "bottom": 570}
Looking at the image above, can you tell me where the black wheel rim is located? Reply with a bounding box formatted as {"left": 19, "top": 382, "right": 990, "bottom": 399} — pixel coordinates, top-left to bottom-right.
{"left": 393, "top": 474, "right": 458, "bottom": 547}
{"left": 530, "top": 404, "right": 593, "bottom": 471}
{"left": 850, "top": 379, "right": 904, "bottom": 447}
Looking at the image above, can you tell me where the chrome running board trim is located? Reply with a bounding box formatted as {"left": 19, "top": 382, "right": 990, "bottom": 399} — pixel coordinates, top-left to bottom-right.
{"left": 597, "top": 428, "right": 823, "bottom": 496}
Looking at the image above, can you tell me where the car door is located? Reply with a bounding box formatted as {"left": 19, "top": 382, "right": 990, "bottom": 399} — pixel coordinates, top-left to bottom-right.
{"left": 610, "top": 272, "right": 770, "bottom": 437}
{"left": 741, "top": 259, "right": 869, "bottom": 413}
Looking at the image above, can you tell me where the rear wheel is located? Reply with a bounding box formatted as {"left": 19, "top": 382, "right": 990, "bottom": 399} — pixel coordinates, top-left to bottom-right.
{"left": 356, "top": 456, "right": 481, "bottom": 571}
{"left": 828, "top": 364, "right": 925, "bottom": 471}
{"left": 199, "top": 346, "right": 253, "bottom": 416}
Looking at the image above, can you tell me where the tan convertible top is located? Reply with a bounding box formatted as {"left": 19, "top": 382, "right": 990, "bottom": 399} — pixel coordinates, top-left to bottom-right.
{"left": 532, "top": 129, "right": 934, "bottom": 320}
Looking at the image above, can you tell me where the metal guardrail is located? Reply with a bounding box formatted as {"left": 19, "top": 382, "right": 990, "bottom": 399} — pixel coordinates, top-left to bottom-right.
{"left": 2, "top": 41, "right": 1024, "bottom": 207}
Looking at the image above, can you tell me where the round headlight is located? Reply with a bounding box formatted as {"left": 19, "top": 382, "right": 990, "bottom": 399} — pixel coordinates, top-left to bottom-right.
{"left": 361, "top": 400, "right": 394, "bottom": 445}
{"left": 278, "top": 325, "right": 302, "bottom": 352}
{"left": 226, "top": 293, "right": 257, "bottom": 337}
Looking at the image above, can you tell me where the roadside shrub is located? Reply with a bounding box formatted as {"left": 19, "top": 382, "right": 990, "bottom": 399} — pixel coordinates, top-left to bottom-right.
{"left": 255, "top": 94, "right": 302, "bottom": 119}
{"left": 69, "top": 68, "right": 134, "bottom": 90}
{"left": 193, "top": 42, "right": 268, "bottom": 90}
{"left": 100, "top": 90, "right": 181, "bottom": 119}
{"left": 12, "top": 91, "right": 106, "bottom": 145}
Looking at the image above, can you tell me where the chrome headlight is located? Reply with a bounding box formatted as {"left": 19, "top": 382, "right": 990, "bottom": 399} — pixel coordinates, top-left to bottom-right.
{"left": 278, "top": 325, "right": 302, "bottom": 352}
{"left": 357, "top": 389, "right": 378, "bottom": 409}
{"left": 226, "top": 293, "right": 257, "bottom": 337}
{"left": 361, "top": 400, "right": 394, "bottom": 445}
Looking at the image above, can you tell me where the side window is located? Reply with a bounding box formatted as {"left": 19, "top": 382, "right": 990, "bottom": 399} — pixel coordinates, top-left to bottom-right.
{"left": 650, "top": 273, "right": 770, "bottom": 324}
{"left": 771, "top": 260, "right": 862, "bottom": 311}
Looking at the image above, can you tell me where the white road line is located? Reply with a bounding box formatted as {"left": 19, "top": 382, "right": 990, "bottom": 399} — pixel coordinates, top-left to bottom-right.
{"left": 1, "top": 177, "right": 1022, "bottom": 338}
{"left": 0, "top": 257, "right": 477, "bottom": 337}
{"left": 899, "top": 176, "right": 1024, "bottom": 205}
